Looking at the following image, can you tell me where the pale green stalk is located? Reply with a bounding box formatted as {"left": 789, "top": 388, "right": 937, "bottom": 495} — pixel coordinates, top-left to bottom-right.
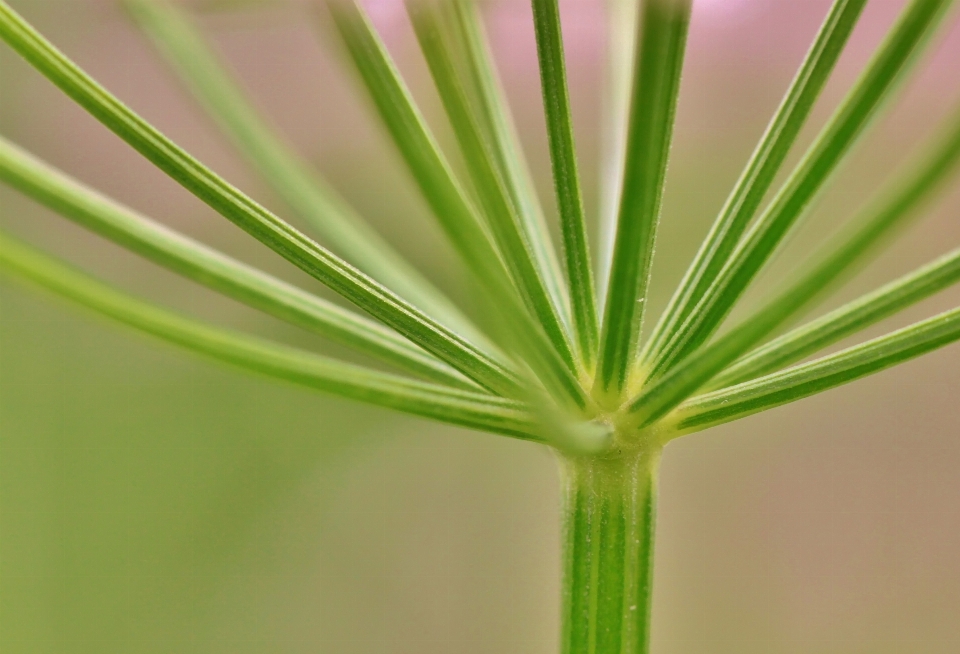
{"left": 628, "top": 244, "right": 960, "bottom": 427}
{"left": 531, "top": 0, "right": 600, "bottom": 370}
{"left": 325, "top": 0, "right": 589, "bottom": 410}
{"left": 123, "top": 0, "right": 480, "bottom": 340}
{"left": 0, "top": 233, "right": 537, "bottom": 440}
{"left": 709, "top": 246, "right": 960, "bottom": 389}
{"left": 428, "top": 0, "right": 573, "bottom": 330}
{"left": 0, "top": 136, "right": 474, "bottom": 389}
{"left": 0, "top": 0, "right": 523, "bottom": 398}
{"left": 638, "top": 0, "right": 869, "bottom": 368}
{"left": 743, "top": 99, "right": 960, "bottom": 331}
{"left": 594, "top": 0, "right": 692, "bottom": 404}
{"left": 623, "top": 97, "right": 960, "bottom": 424}
{"left": 2, "top": 0, "right": 960, "bottom": 648}
{"left": 670, "top": 304, "right": 960, "bottom": 434}
{"left": 596, "top": 0, "right": 639, "bottom": 303}
{"left": 406, "top": 0, "right": 579, "bottom": 374}
{"left": 644, "top": 0, "right": 956, "bottom": 383}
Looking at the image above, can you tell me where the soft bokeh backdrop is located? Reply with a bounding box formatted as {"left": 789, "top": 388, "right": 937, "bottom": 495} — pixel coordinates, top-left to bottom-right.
{"left": 2, "top": 0, "right": 960, "bottom": 652}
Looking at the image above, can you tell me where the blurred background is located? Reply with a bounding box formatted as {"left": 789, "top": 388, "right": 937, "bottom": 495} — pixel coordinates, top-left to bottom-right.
{"left": 2, "top": 0, "right": 960, "bottom": 651}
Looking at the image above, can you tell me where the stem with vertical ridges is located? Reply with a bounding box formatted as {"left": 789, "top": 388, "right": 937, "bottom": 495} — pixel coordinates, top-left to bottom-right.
{"left": 560, "top": 447, "right": 661, "bottom": 654}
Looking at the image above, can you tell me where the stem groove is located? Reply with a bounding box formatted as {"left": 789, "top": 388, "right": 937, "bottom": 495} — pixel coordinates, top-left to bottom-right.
{"left": 560, "top": 448, "right": 660, "bottom": 654}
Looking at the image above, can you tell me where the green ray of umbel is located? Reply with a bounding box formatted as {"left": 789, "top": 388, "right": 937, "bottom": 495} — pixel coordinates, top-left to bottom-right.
{"left": 0, "top": 233, "right": 538, "bottom": 440}
{"left": 638, "top": 0, "right": 868, "bottom": 369}
{"left": 594, "top": 0, "right": 691, "bottom": 404}
{"left": 671, "top": 304, "right": 960, "bottom": 434}
{"left": 0, "top": 0, "right": 523, "bottom": 398}
{"left": 643, "top": 0, "right": 955, "bottom": 383}
{"left": 123, "top": 0, "right": 481, "bottom": 341}
{"left": 532, "top": 0, "right": 600, "bottom": 370}
{"left": 325, "top": 0, "right": 590, "bottom": 410}
{"left": 624, "top": 97, "right": 960, "bottom": 426}
{"left": 0, "top": 136, "right": 476, "bottom": 389}
{"left": 709, "top": 247, "right": 960, "bottom": 391}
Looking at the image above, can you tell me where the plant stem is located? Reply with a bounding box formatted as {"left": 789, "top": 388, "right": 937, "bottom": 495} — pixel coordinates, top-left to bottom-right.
{"left": 560, "top": 446, "right": 661, "bottom": 654}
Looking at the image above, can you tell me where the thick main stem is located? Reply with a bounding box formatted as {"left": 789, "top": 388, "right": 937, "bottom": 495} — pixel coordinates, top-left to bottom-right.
{"left": 560, "top": 446, "right": 661, "bottom": 654}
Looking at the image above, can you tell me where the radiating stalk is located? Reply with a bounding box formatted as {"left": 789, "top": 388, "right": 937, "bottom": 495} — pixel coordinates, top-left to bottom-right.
{"left": 123, "top": 0, "right": 481, "bottom": 340}
{"left": 325, "top": 0, "right": 591, "bottom": 409}
{"left": 532, "top": 0, "right": 600, "bottom": 370}
{"left": 432, "top": 0, "right": 572, "bottom": 329}
{"left": 407, "top": 1, "right": 579, "bottom": 374}
{"left": 0, "top": 232, "right": 539, "bottom": 440}
{"left": 643, "top": 0, "right": 956, "bottom": 383}
{"left": 622, "top": 97, "right": 960, "bottom": 422}
{"left": 739, "top": 99, "right": 960, "bottom": 333}
{"left": 670, "top": 303, "right": 960, "bottom": 435}
{"left": 596, "top": 0, "right": 639, "bottom": 304}
{"left": 594, "top": 0, "right": 691, "bottom": 404}
{"left": 0, "top": 136, "right": 476, "bottom": 389}
{"left": 708, "top": 246, "right": 960, "bottom": 390}
{"left": 630, "top": 244, "right": 960, "bottom": 428}
{"left": 560, "top": 447, "right": 661, "bottom": 654}
{"left": 638, "top": 0, "right": 868, "bottom": 369}
{"left": 0, "top": 0, "right": 524, "bottom": 398}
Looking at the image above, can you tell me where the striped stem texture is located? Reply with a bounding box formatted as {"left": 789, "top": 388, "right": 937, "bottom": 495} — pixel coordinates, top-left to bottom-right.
{"left": 560, "top": 448, "right": 661, "bottom": 654}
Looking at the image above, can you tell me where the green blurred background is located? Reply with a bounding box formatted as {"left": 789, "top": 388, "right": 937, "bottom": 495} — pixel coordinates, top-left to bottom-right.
{"left": 2, "top": 0, "right": 960, "bottom": 651}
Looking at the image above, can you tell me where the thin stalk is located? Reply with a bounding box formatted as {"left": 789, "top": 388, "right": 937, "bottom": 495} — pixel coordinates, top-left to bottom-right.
{"left": 669, "top": 303, "right": 960, "bottom": 435}
{"left": 627, "top": 246, "right": 960, "bottom": 427}
{"left": 433, "top": 0, "right": 573, "bottom": 331}
{"left": 622, "top": 98, "right": 960, "bottom": 421}
{"left": 742, "top": 99, "right": 960, "bottom": 331}
{"left": 644, "top": 0, "right": 956, "bottom": 383}
{"left": 0, "top": 0, "right": 523, "bottom": 397}
{"left": 596, "top": 0, "right": 639, "bottom": 304}
{"left": 325, "top": 0, "right": 590, "bottom": 410}
{"left": 639, "top": 0, "right": 868, "bottom": 368}
{"left": 531, "top": 0, "right": 600, "bottom": 369}
{"left": 594, "top": 0, "right": 692, "bottom": 404}
{"left": 406, "top": 1, "right": 579, "bottom": 374}
{"left": 560, "top": 448, "right": 661, "bottom": 654}
{"left": 0, "top": 136, "right": 475, "bottom": 389}
{"left": 709, "top": 246, "right": 960, "bottom": 389}
{"left": 123, "top": 0, "right": 480, "bottom": 340}
{"left": 0, "top": 233, "right": 538, "bottom": 440}
{"left": 322, "top": 0, "right": 516, "bottom": 314}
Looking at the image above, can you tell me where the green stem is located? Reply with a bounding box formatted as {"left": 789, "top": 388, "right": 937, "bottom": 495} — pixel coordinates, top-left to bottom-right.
{"left": 560, "top": 447, "right": 661, "bottom": 654}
